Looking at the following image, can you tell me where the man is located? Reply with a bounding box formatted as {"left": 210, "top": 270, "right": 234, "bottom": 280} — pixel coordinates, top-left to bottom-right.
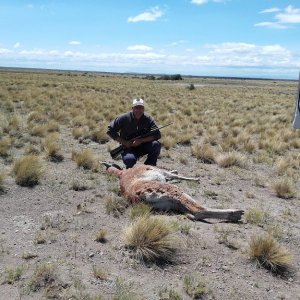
{"left": 107, "top": 98, "right": 161, "bottom": 168}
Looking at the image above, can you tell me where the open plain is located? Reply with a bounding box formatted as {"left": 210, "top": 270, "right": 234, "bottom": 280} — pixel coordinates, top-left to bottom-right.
{"left": 0, "top": 69, "right": 299, "bottom": 299}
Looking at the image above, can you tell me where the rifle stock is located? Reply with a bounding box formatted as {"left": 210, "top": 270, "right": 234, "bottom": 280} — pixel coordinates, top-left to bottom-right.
{"left": 110, "top": 144, "right": 124, "bottom": 159}
{"left": 109, "top": 122, "right": 172, "bottom": 160}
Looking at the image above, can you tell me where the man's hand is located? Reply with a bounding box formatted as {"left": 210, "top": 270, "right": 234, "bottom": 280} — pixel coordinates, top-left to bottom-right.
{"left": 122, "top": 140, "right": 133, "bottom": 148}
{"left": 131, "top": 139, "right": 143, "bottom": 147}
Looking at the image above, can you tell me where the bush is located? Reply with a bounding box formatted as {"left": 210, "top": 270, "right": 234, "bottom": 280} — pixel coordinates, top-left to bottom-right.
{"left": 12, "top": 155, "right": 43, "bottom": 186}
{"left": 216, "top": 152, "right": 247, "bottom": 168}
{"left": 191, "top": 143, "right": 216, "bottom": 163}
{"left": 248, "top": 234, "right": 293, "bottom": 274}
{"left": 272, "top": 178, "right": 296, "bottom": 199}
{"left": 124, "top": 215, "right": 178, "bottom": 263}
{"left": 72, "top": 149, "right": 97, "bottom": 170}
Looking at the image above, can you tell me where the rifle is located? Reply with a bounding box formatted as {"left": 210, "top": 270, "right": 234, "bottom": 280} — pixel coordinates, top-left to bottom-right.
{"left": 109, "top": 123, "right": 172, "bottom": 160}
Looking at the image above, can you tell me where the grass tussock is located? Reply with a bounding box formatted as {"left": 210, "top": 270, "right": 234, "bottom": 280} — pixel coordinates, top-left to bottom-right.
{"left": 245, "top": 207, "right": 267, "bottom": 225}
{"left": 2, "top": 265, "right": 24, "bottom": 284}
{"left": 124, "top": 215, "right": 178, "bottom": 263}
{"left": 0, "top": 138, "right": 11, "bottom": 157}
{"left": 95, "top": 229, "right": 108, "bottom": 243}
{"left": 27, "top": 263, "right": 58, "bottom": 292}
{"left": 105, "top": 195, "right": 128, "bottom": 217}
{"left": 183, "top": 274, "right": 208, "bottom": 300}
{"left": 91, "top": 128, "right": 110, "bottom": 143}
{"left": 216, "top": 151, "right": 247, "bottom": 168}
{"left": 248, "top": 234, "right": 293, "bottom": 274}
{"left": 272, "top": 178, "right": 296, "bottom": 199}
{"left": 72, "top": 149, "right": 98, "bottom": 170}
{"left": 129, "top": 203, "right": 152, "bottom": 220}
{"left": 113, "top": 278, "right": 140, "bottom": 300}
{"left": 0, "top": 172, "right": 6, "bottom": 193}
{"left": 12, "top": 155, "right": 43, "bottom": 186}
{"left": 42, "top": 133, "right": 64, "bottom": 162}
{"left": 92, "top": 265, "right": 107, "bottom": 280}
{"left": 191, "top": 143, "right": 216, "bottom": 163}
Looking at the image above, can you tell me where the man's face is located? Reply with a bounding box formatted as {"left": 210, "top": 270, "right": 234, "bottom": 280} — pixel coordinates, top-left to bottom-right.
{"left": 132, "top": 105, "right": 144, "bottom": 119}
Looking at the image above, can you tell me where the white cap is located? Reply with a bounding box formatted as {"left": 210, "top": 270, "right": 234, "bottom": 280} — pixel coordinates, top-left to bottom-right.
{"left": 132, "top": 98, "right": 144, "bottom": 107}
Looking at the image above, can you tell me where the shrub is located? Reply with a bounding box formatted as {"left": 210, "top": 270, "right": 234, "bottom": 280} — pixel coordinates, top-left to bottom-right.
{"left": 91, "top": 128, "right": 109, "bottom": 143}
{"left": 245, "top": 207, "right": 267, "bottom": 225}
{"left": 72, "top": 149, "right": 97, "bottom": 170}
{"left": 186, "top": 83, "right": 195, "bottom": 90}
{"left": 130, "top": 203, "right": 152, "bottom": 220}
{"left": 12, "top": 155, "right": 43, "bottom": 186}
{"left": 0, "top": 138, "right": 11, "bottom": 157}
{"left": 272, "top": 178, "right": 296, "bottom": 199}
{"left": 2, "top": 266, "right": 24, "bottom": 284}
{"left": 191, "top": 143, "right": 216, "bottom": 163}
{"left": 183, "top": 274, "right": 207, "bottom": 299}
{"left": 161, "top": 136, "right": 177, "bottom": 150}
{"left": 0, "top": 172, "right": 6, "bottom": 193}
{"left": 95, "top": 229, "right": 108, "bottom": 243}
{"left": 248, "top": 234, "right": 293, "bottom": 274}
{"left": 216, "top": 152, "right": 247, "bottom": 168}
{"left": 92, "top": 265, "right": 107, "bottom": 280}
{"left": 124, "top": 215, "right": 178, "bottom": 263}
{"left": 42, "top": 133, "right": 64, "bottom": 162}
{"left": 105, "top": 195, "right": 127, "bottom": 217}
{"left": 27, "top": 263, "right": 58, "bottom": 292}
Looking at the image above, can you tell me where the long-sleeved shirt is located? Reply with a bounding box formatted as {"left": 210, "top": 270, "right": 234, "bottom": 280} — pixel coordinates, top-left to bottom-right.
{"left": 107, "top": 112, "right": 161, "bottom": 141}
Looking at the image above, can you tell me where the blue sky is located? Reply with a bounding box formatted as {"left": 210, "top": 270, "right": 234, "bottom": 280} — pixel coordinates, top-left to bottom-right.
{"left": 0, "top": 1, "right": 299, "bottom": 79}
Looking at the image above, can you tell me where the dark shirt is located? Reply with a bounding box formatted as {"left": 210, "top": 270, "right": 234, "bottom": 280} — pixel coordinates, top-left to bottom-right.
{"left": 107, "top": 112, "right": 161, "bottom": 141}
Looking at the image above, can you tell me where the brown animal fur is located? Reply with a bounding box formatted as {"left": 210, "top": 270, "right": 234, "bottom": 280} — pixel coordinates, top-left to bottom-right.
{"left": 103, "top": 163, "right": 244, "bottom": 222}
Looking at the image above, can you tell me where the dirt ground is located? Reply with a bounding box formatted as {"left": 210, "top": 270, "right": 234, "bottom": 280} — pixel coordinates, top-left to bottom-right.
{"left": 1, "top": 119, "right": 299, "bottom": 300}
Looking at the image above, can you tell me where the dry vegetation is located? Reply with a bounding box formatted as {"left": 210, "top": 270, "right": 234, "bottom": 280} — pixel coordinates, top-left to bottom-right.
{"left": 0, "top": 69, "right": 299, "bottom": 299}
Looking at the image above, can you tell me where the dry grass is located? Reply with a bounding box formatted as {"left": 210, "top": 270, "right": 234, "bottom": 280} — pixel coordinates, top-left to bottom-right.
{"left": 124, "top": 215, "right": 178, "bottom": 263}
{"left": 12, "top": 155, "right": 43, "bottom": 186}
{"left": 27, "top": 263, "right": 58, "bottom": 292}
{"left": 72, "top": 148, "right": 98, "bottom": 170}
{"left": 248, "top": 234, "right": 293, "bottom": 274}
{"left": 0, "top": 172, "right": 6, "bottom": 193}
{"left": 42, "top": 133, "right": 64, "bottom": 162}
{"left": 92, "top": 265, "right": 107, "bottom": 280}
{"left": 0, "top": 71, "right": 299, "bottom": 298}
{"left": 105, "top": 195, "right": 128, "bottom": 217}
{"left": 191, "top": 143, "right": 216, "bottom": 163}
{"left": 0, "top": 138, "right": 11, "bottom": 157}
{"left": 183, "top": 274, "right": 208, "bottom": 299}
{"left": 272, "top": 178, "right": 296, "bottom": 199}
{"left": 245, "top": 207, "right": 267, "bottom": 225}
{"left": 216, "top": 151, "right": 248, "bottom": 168}
{"left": 95, "top": 229, "right": 108, "bottom": 243}
{"left": 129, "top": 203, "right": 152, "bottom": 220}
{"left": 2, "top": 265, "right": 24, "bottom": 284}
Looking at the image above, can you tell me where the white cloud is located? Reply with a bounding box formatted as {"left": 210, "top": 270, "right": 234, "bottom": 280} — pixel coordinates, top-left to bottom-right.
{"left": 276, "top": 5, "right": 300, "bottom": 24}
{"left": 256, "top": 5, "right": 300, "bottom": 29}
{"left": 127, "top": 45, "right": 153, "bottom": 52}
{"left": 191, "top": 0, "right": 208, "bottom": 4}
{"left": 202, "top": 42, "right": 294, "bottom": 67}
{"left": 254, "top": 22, "right": 287, "bottom": 29}
{"left": 0, "top": 42, "right": 299, "bottom": 79}
{"left": 167, "top": 40, "right": 187, "bottom": 47}
{"left": 127, "top": 6, "right": 163, "bottom": 23}
{"left": 69, "top": 41, "right": 81, "bottom": 45}
{"left": 259, "top": 8, "right": 280, "bottom": 14}
{"left": 0, "top": 48, "right": 12, "bottom": 55}
{"left": 13, "top": 42, "right": 21, "bottom": 49}
{"left": 191, "top": 0, "right": 228, "bottom": 5}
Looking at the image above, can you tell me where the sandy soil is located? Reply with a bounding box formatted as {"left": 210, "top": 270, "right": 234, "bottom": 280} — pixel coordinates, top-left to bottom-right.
{"left": 0, "top": 127, "right": 299, "bottom": 300}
